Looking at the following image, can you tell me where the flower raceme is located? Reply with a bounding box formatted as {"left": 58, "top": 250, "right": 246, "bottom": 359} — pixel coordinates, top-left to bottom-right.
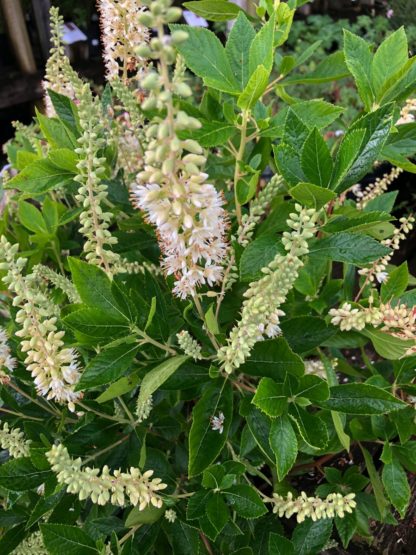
{"left": 0, "top": 422, "right": 31, "bottom": 459}
{"left": 46, "top": 444, "right": 167, "bottom": 509}
{"left": 269, "top": 491, "right": 357, "bottom": 523}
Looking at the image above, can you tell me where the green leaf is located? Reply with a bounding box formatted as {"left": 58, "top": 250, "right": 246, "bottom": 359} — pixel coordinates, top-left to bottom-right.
{"left": 187, "top": 490, "right": 213, "bottom": 520}
{"left": 137, "top": 355, "right": 189, "bottom": 410}
{"left": 252, "top": 378, "right": 287, "bottom": 417}
{"left": 63, "top": 308, "right": 129, "bottom": 344}
{"left": 0, "top": 458, "right": 51, "bottom": 491}
{"left": 40, "top": 524, "right": 98, "bottom": 555}
{"left": 249, "top": 13, "right": 276, "bottom": 76}
{"left": 284, "top": 108, "right": 310, "bottom": 150}
{"left": 309, "top": 232, "right": 390, "bottom": 265}
{"left": 206, "top": 494, "right": 229, "bottom": 535}
{"left": 282, "top": 51, "right": 349, "bottom": 86}
{"left": 26, "top": 490, "right": 65, "bottom": 529}
{"left": 48, "top": 89, "right": 80, "bottom": 133}
{"left": 168, "top": 520, "right": 201, "bottom": 554}
{"left": 290, "top": 100, "right": 344, "bottom": 130}
{"left": 269, "top": 415, "right": 298, "bottom": 481}
{"left": 360, "top": 328, "right": 414, "bottom": 360}
{"left": 170, "top": 25, "right": 239, "bottom": 93}
{"left": 289, "top": 405, "right": 328, "bottom": 450}
{"left": 301, "top": 128, "right": 333, "bottom": 188}
{"left": 245, "top": 405, "right": 275, "bottom": 465}
{"left": 331, "top": 129, "right": 366, "bottom": 189}
{"left": 225, "top": 11, "right": 256, "bottom": 89}
{"left": 289, "top": 182, "right": 335, "bottom": 210}
{"left": 240, "top": 337, "right": 304, "bottom": 380}
{"left": 268, "top": 532, "right": 294, "bottom": 555}
{"left": 361, "top": 446, "right": 390, "bottom": 519}
{"left": 179, "top": 120, "right": 235, "bottom": 147}
{"left": 273, "top": 142, "right": 305, "bottom": 186}
{"left": 37, "top": 111, "right": 77, "bottom": 149}
{"left": 75, "top": 343, "right": 139, "bottom": 391}
{"left": 321, "top": 383, "right": 406, "bottom": 415}
{"left": 183, "top": 0, "right": 242, "bottom": 21}
{"left": 125, "top": 505, "right": 164, "bottom": 526}
{"left": 236, "top": 171, "right": 260, "bottom": 205}
{"left": 188, "top": 380, "right": 233, "bottom": 476}
{"left": 48, "top": 148, "right": 78, "bottom": 173}
{"left": 322, "top": 211, "right": 393, "bottom": 234}
{"left": 335, "top": 512, "right": 357, "bottom": 549}
{"left": 225, "top": 484, "right": 267, "bottom": 519}
{"left": 296, "top": 375, "right": 329, "bottom": 402}
{"left": 343, "top": 30, "right": 375, "bottom": 111}
{"left": 292, "top": 519, "right": 333, "bottom": 555}
{"left": 68, "top": 258, "right": 126, "bottom": 318}
{"left": 280, "top": 316, "right": 335, "bottom": 354}
{"left": 238, "top": 65, "right": 269, "bottom": 109}
{"left": 372, "top": 27, "right": 408, "bottom": 99}
{"left": 7, "top": 159, "right": 74, "bottom": 195}
{"left": 364, "top": 190, "right": 398, "bottom": 213}
{"left": 381, "top": 262, "right": 409, "bottom": 302}
{"left": 18, "top": 201, "right": 48, "bottom": 235}
{"left": 239, "top": 234, "right": 285, "bottom": 282}
{"left": 96, "top": 374, "right": 140, "bottom": 403}
{"left": 381, "top": 459, "right": 411, "bottom": 518}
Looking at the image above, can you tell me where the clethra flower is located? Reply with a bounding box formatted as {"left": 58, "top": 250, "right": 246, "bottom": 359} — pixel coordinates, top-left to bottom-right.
{"left": 376, "top": 271, "right": 388, "bottom": 284}
{"left": 210, "top": 412, "right": 225, "bottom": 434}
{"left": 0, "top": 327, "right": 17, "bottom": 374}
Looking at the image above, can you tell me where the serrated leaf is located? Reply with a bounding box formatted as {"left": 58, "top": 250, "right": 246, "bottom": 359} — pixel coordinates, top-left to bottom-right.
{"left": 301, "top": 128, "right": 333, "bottom": 187}
{"left": 381, "top": 262, "right": 409, "bottom": 302}
{"left": 239, "top": 234, "right": 285, "bottom": 282}
{"left": 292, "top": 518, "right": 333, "bottom": 555}
{"left": 331, "top": 128, "right": 366, "bottom": 189}
{"left": 206, "top": 494, "right": 229, "bottom": 534}
{"left": 180, "top": 120, "right": 235, "bottom": 147}
{"left": 273, "top": 142, "right": 306, "bottom": 186}
{"left": 335, "top": 511, "right": 357, "bottom": 549}
{"left": 225, "top": 11, "right": 256, "bottom": 89}
{"left": 240, "top": 337, "right": 304, "bottom": 379}
{"left": 289, "top": 405, "right": 328, "bottom": 449}
{"left": 361, "top": 328, "right": 414, "bottom": 360}
{"left": 282, "top": 51, "right": 349, "bottom": 85}
{"left": 321, "top": 383, "right": 406, "bottom": 415}
{"left": 269, "top": 415, "right": 298, "bottom": 481}
{"left": 245, "top": 405, "right": 275, "bottom": 465}
{"left": 170, "top": 25, "right": 239, "bottom": 93}
{"left": 343, "top": 30, "right": 375, "bottom": 111}
{"left": 372, "top": 27, "right": 408, "bottom": 99}
{"left": 40, "top": 524, "right": 98, "bottom": 555}
{"left": 280, "top": 316, "right": 335, "bottom": 354}
{"left": 382, "top": 459, "right": 411, "bottom": 518}
{"left": 0, "top": 458, "right": 51, "bottom": 491}
{"left": 289, "top": 182, "right": 336, "bottom": 209}
{"left": 225, "top": 484, "right": 267, "bottom": 519}
{"left": 309, "top": 232, "right": 390, "bottom": 265}
{"left": 290, "top": 100, "right": 344, "bottom": 129}
{"left": 269, "top": 532, "right": 294, "bottom": 555}
{"left": 18, "top": 201, "right": 48, "bottom": 235}
{"left": 188, "top": 380, "right": 233, "bottom": 476}
{"left": 252, "top": 378, "right": 287, "bottom": 417}
{"left": 7, "top": 159, "right": 74, "bottom": 195}
{"left": 238, "top": 65, "right": 269, "bottom": 109}
{"left": 95, "top": 374, "right": 140, "bottom": 403}
{"left": 249, "top": 13, "right": 275, "bottom": 76}
{"left": 361, "top": 446, "right": 390, "bottom": 519}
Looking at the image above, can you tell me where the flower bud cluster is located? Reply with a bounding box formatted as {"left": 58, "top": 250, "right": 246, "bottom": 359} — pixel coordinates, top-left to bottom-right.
{"left": 74, "top": 85, "right": 121, "bottom": 271}
{"left": 177, "top": 330, "right": 202, "bottom": 360}
{"left": 46, "top": 443, "right": 167, "bottom": 509}
{"left": 0, "top": 327, "right": 17, "bottom": 378}
{"left": 218, "top": 205, "right": 318, "bottom": 373}
{"left": 0, "top": 237, "right": 82, "bottom": 411}
{"left": 305, "top": 358, "right": 338, "bottom": 379}
{"left": 11, "top": 531, "right": 48, "bottom": 555}
{"left": 130, "top": 0, "right": 228, "bottom": 298}
{"left": 353, "top": 166, "right": 403, "bottom": 209}
{"left": 97, "top": 0, "right": 149, "bottom": 81}
{"left": 136, "top": 395, "right": 153, "bottom": 422}
{"left": 358, "top": 216, "right": 415, "bottom": 284}
{"left": 0, "top": 422, "right": 31, "bottom": 459}
{"left": 270, "top": 491, "right": 356, "bottom": 523}
{"left": 43, "top": 7, "right": 80, "bottom": 115}
{"left": 330, "top": 301, "right": 416, "bottom": 344}
{"left": 33, "top": 265, "right": 81, "bottom": 304}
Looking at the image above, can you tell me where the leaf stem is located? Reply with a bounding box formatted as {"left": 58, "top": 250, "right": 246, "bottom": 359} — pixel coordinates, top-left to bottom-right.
{"left": 234, "top": 110, "right": 250, "bottom": 225}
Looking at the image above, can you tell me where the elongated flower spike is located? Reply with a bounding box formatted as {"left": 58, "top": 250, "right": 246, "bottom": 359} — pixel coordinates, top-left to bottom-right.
{"left": 130, "top": 0, "right": 229, "bottom": 299}
{"left": 0, "top": 422, "right": 31, "bottom": 459}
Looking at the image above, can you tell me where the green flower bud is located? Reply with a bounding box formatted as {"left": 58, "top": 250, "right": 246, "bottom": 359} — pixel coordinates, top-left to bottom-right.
{"left": 137, "top": 12, "right": 154, "bottom": 26}
{"left": 165, "top": 7, "right": 182, "bottom": 22}
{"left": 141, "top": 72, "right": 160, "bottom": 90}
{"left": 172, "top": 30, "right": 189, "bottom": 44}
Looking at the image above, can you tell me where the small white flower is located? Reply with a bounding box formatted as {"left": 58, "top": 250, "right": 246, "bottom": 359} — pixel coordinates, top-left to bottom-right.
{"left": 210, "top": 412, "right": 225, "bottom": 434}
{"left": 376, "top": 271, "right": 388, "bottom": 283}
{"left": 165, "top": 509, "right": 177, "bottom": 523}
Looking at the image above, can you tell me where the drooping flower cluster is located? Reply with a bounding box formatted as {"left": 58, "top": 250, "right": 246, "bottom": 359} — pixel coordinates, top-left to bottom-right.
{"left": 358, "top": 216, "right": 414, "bottom": 284}
{"left": 353, "top": 166, "right": 403, "bottom": 209}
{"left": 11, "top": 531, "right": 48, "bottom": 555}
{"left": 217, "top": 205, "right": 318, "bottom": 373}
{"left": 97, "top": 0, "right": 149, "bottom": 81}
{"left": 177, "top": 330, "right": 202, "bottom": 360}
{"left": 130, "top": 0, "right": 229, "bottom": 299}
{"left": 0, "top": 237, "right": 82, "bottom": 410}
{"left": 269, "top": 491, "right": 356, "bottom": 523}
{"left": 0, "top": 422, "right": 31, "bottom": 458}
{"left": 46, "top": 443, "right": 167, "bottom": 509}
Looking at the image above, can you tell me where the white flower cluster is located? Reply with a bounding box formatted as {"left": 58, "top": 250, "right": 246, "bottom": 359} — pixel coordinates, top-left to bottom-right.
{"left": 0, "top": 327, "right": 17, "bottom": 378}
{"left": 97, "top": 0, "right": 149, "bottom": 81}
{"left": 0, "top": 422, "right": 31, "bottom": 459}
{"left": 0, "top": 237, "right": 82, "bottom": 411}
{"left": 359, "top": 216, "right": 415, "bottom": 284}
{"left": 218, "top": 205, "right": 318, "bottom": 373}
{"left": 46, "top": 443, "right": 167, "bottom": 509}
{"left": 177, "top": 330, "right": 202, "bottom": 360}
{"left": 397, "top": 98, "right": 416, "bottom": 125}
{"left": 354, "top": 166, "right": 403, "bottom": 209}
{"left": 270, "top": 491, "right": 356, "bottom": 523}
{"left": 304, "top": 358, "right": 338, "bottom": 379}
{"left": 164, "top": 509, "right": 177, "bottom": 523}
{"left": 11, "top": 531, "right": 48, "bottom": 555}
{"left": 130, "top": 0, "right": 228, "bottom": 299}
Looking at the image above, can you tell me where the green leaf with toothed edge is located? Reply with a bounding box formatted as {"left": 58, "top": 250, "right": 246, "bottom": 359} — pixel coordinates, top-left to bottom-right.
{"left": 320, "top": 383, "right": 407, "bottom": 415}
{"left": 269, "top": 415, "right": 298, "bottom": 481}
{"left": 252, "top": 378, "right": 287, "bottom": 417}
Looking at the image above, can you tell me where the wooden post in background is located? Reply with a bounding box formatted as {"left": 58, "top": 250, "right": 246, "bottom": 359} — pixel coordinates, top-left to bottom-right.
{"left": 32, "top": 0, "right": 52, "bottom": 61}
{"left": 0, "top": 0, "right": 37, "bottom": 74}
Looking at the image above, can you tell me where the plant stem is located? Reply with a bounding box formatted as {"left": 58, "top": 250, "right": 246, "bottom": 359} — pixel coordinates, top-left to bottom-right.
{"left": 84, "top": 435, "right": 129, "bottom": 464}
{"left": 77, "top": 401, "right": 130, "bottom": 425}
{"left": 117, "top": 396, "right": 136, "bottom": 427}
{"left": 135, "top": 328, "right": 177, "bottom": 356}
{"left": 234, "top": 110, "right": 250, "bottom": 225}
{"left": 0, "top": 407, "right": 43, "bottom": 421}
{"left": 8, "top": 382, "right": 60, "bottom": 418}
